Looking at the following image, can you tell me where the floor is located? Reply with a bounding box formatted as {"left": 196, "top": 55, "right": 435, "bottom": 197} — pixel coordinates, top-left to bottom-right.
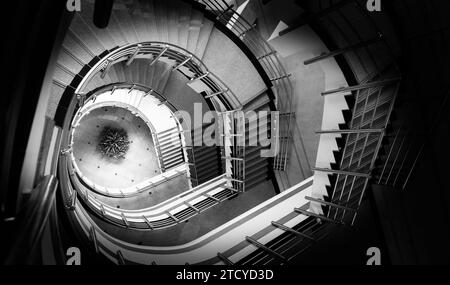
{"left": 72, "top": 106, "right": 161, "bottom": 189}
{"left": 90, "top": 180, "right": 276, "bottom": 246}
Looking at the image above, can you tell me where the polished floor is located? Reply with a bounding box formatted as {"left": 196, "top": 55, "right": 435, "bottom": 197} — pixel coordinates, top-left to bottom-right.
{"left": 72, "top": 106, "right": 161, "bottom": 189}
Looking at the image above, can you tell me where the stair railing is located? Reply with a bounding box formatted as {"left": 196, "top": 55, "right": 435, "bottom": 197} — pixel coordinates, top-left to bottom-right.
{"left": 197, "top": 0, "right": 295, "bottom": 171}
{"left": 218, "top": 0, "right": 403, "bottom": 264}
{"left": 68, "top": 159, "right": 235, "bottom": 230}
{"left": 218, "top": 110, "right": 246, "bottom": 192}
{"left": 68, "top": 83, "right": 186, "bottom": 197}
{"left": 73, "top": 41, "right": 243, "bottom": 112}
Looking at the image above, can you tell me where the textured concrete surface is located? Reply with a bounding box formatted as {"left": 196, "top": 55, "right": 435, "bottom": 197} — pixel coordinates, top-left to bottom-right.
{"left": 268, "top": 27, "right": 327, "bottom": 187}
{"left": 201, "top": 28, "right": 267, "bottom": 105}
{"left": 164, "top": 68, "right": 211, "bottom": 120}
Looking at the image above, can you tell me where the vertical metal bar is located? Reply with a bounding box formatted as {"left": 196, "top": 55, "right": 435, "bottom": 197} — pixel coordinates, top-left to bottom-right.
{"left": 351, "top": 177, "right": 370, "bottom": 225}
{"left": 402, "top": 143, "right": 424, "bottom": 190}
{"left": 257, "top": 51, "right": 276, "bottom": 60}
{"left": 270, "top": 74, "right": 292, "bottom": 82}
{"left": 117, "top": 250, "right": 126, "bottom": 265}
{"left": 173, "top": 55, "right": 193, "bottom": 71}
{"left": 370, "top": 83, "right": 400, "bottom": 174}
{"left": 284, "top": 114, "right": 292, "bottom": 170}
{"left": 304, "top": 37, "right": 382, "bottom": 65}
{"left": 295, "top": 208, "right": 342, "bottom": 224}
{"left": 126, "top": 44, "right": 142, "bottom": 66}
{"left": 144, "top": 89, "right": 153, "bottom": 97}
{"left": 340, "top": 176, "right": 356, "bottom": 222}
{"left": 190, "top": 72, "right": 210, "bottom": 83}
{"left": 217, "top": 252, "right": 234, "bottom": 265}
{"left": 271, "top": 221, "right": 316, "bottom": 241}
{"left": 100, "top": 58, "right": 112, "bottom": 79}
{"left": 121, "top": 213, "right": 129, "bottom": 227}
{"left": 393, "top": 136, "right": 413, "bottom": 187}
{"left": 378, "top": 124, "right": 402, "bottom": 184}
{"left": 153, "top": 132, "right": 165, "bottom": 172}
{"left": 386, "top": 134, "right": 406, "bottom": 185}
{"left": 245, "top": 236, "right": 287, "bottom": 262}
{"left": 89, "top": 227, "right": 98, "bottom": 253}
{"left": 358, "top": 88, "right": 382, "bottom": 167}
{"left": 149, "top": 46, "right": 168, "bottom": 66}
{"left": 70, "top": 190, "right": 77, "bottom": 210}
{"left": 238, "top": 23, "right": 256, "bottom": 37}
{"left": 369, "top": 132, "right": 385, "bottom": 170}
{"left": 329, "top": 88, "right": 361, "bottom": 213}
{"left": 333, "top": 174, "right": 348, "bottom": 220}
{"left": 142, "top": 215, "right": 153, "bottom": 229}
{"left": 348, "top": 88, "right": 369, "bottom": 168}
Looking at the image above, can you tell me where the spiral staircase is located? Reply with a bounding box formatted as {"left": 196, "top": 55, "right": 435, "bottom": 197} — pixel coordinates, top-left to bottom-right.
{"left": 6, "top": 0, "right": 437, "bottom": 265}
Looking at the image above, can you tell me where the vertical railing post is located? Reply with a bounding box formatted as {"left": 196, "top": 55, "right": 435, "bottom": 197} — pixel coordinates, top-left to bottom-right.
{"left": 126, "top": 44, "right": 142, "bottom": 66}
{"left": 100, "top": 58, "right": 112, "bottom": 79}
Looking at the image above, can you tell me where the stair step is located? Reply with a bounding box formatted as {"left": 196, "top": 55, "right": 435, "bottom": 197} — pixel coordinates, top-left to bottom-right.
{"left": 194, "top": 155, "right": 221, "bottom": 169}
{"left": 245, "top": 156, "right": 269, "bottom": 170}
{"left": 162, "top": 149, "right": 183, "bottom": 161}
{"left": 194, "top": 157, "right": 221, "bottom": 172}
{"left": 164, "top": 158, "right": 184, "bottom": 170}
{"left": 241, "top": 161, "right": 269, "bottom": 177}
{"left": 191, "top": 148, "right": 218, "bottom": 161}
{"left": 163, "top": 152, "right": 184, "bottom": 164}
{"left": 245, "top": 174, "right": 270, "bottom": 190}
{"left": 159, "top": 137, "right": 182, "bottom": 148}
{"left": 158, "top": 126, "right": 179, "bottom": 136}
{"left": 158, "top": 131, "right": 181, "bottom": 142}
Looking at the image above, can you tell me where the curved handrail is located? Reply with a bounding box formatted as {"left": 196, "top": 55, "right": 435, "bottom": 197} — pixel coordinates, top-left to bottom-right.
{"left": 74, "top": 41, "right": 243, "bottom": 111}
{"left": 191, "top": 0, "right": 402, "bottom": 264}
{"left": 78, "top": 82, "right": 182, "bottom": 116}
{"left": 64, "top": 84, "right": 238, "bottom": 230}
{"left": 69, "top": 83, "right": 185, "bottom": 196}
{"left": 68, "top": 155, "right": 237, "bottom": 230}
{"left": 58, "top": 41, "right": 247, "bottom": 216}
{"left": 61, "top": 170, "right": 313, "bottom": 264}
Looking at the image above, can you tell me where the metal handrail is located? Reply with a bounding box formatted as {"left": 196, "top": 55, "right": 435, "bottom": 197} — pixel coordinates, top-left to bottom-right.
{"left": 59, "top": 38, "right": 248, "bottom": 210}
{"left": 74, "top": 41, "right": 243, "bottom": 111}
{"left": 69, "top": 159, "right": 236, "bottom": 230}
{"left": 63, "top": 174, "right": 313, "bottom": 265}
{"left": 197, "top": 0, "right": 295, "bottom": 170}
{"left": 68, "top": 83, "right": 186, "bottom": 197}
{"left": 51, "top": 1, "right": 400, "bottom": 262}
{"left": 312, "top": 1, "right": 401, "bottom": 225}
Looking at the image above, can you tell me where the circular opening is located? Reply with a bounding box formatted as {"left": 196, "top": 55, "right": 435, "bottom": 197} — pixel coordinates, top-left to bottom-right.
{"left": 72, "top": 106, "right": 161, "bottom": 189}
